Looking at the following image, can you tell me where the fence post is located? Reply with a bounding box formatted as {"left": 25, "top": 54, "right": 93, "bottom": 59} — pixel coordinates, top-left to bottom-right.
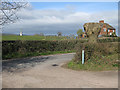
{"left": 82, "top": 49, "right": 85, "bottom": 64}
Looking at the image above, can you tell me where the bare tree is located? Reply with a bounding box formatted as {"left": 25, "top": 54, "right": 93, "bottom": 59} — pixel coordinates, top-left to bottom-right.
{"left": 0, "top": 0, "right": 28, "bottom": 26}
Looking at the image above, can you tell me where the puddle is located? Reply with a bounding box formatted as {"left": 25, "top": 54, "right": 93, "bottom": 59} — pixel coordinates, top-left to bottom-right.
{"left": 52, "top": 64, "right": 59, "bottom": 66}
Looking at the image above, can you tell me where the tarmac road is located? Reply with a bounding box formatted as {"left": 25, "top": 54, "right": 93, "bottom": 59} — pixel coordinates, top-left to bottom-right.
{"left": 2, "top": 53, "right": 118, "bottom": 88}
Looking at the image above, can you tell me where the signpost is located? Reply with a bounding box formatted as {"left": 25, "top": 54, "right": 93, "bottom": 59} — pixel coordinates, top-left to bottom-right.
{"left": 82, "top": 50, "right": 85, "bottom": 64}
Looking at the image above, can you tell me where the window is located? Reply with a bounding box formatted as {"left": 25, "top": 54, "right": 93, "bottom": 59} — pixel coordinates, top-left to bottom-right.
{"left": 108, "top": 29, "right": 110, "bottom": 32}
{"left": 110, "top": 33, "right": 112, "bottom": 35}
{"left": 103, "top": 28, "right": 106, "bottom": 32}
{"left": 113, "top": 30, "right": 114, "bottom": 32}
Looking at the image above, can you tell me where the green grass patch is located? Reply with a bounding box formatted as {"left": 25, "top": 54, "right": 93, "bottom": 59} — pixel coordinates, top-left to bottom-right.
{"left": 2, "top": 35, "right": 75, "bottom": 41}
{"left": 3, "top": 35, "right": 45, "bottom": 41}
{"left": 67, "top": 54, "right": 118, "bottom": 71}
{"left": 2, "top": 35, "right": 120, "bottom": 42}
{"left": 3, "top": 50, "right": 75, "bottom": 60}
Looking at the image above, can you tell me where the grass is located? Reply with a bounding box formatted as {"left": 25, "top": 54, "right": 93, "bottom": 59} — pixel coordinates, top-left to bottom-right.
{"left": 66, "top": 54, "right": 118, "bottom": 71}
{"left": 3, "top": 50, "right": 75, "bottom": 60}
{"left": 2, "top": 35, "right": 77, "bottom": 41}
{"left": 3, "top": 35, "right": 119, "bottom": 42}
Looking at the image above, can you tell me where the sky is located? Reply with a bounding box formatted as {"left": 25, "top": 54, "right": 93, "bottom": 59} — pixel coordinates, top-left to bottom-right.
{"left": 3, "top": 2, "right": 119, "bottom": 36}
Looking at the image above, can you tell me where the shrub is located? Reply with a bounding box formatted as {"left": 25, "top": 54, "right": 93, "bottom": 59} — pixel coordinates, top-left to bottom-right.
{"left": 98, "top": 37, "right": 120, "bottom": 42}
{"left": 2, "top": 40, "right": 87, "bottom": 60}
{"left": 74, "top": 42, "right": 119, "bottom": 63}
{"left": 2, "top": 39, "right": 119, "bottom": 60}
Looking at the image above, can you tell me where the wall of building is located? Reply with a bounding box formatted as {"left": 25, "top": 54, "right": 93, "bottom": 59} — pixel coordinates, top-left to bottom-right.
{"left": 108, "top": 29, "right": 116, "bottom": 35}
{"left": 99, "top": 25, "right": 107, "bottom": 35}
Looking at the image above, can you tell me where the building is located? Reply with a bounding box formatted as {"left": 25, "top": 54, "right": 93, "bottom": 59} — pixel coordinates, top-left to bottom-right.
{"left": 82, "top": 20, "right": 116, "bottom": 38}
{"left": 99, "top": 20, "right": 116, "bottom": 36}
{"left": 20, "top": 32, "right": 23, "bottom": 36}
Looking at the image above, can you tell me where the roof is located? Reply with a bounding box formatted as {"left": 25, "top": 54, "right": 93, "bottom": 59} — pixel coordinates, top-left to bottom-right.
{"left": 100, "top": 23, "right": 115, "bottom": 30}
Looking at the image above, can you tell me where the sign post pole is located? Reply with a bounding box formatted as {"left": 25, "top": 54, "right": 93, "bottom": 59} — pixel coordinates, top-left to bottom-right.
{"left": 82, "top": 50, "right": 84, "bottom": 64}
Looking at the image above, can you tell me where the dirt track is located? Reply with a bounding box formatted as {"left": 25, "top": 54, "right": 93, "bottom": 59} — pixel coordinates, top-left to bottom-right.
{"left": 2, "top": 53, "right": 118, "bottom": 88}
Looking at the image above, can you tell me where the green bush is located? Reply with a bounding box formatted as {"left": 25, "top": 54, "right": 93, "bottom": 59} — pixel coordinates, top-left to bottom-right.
{"left": 2, "top": 38, "right": 119, "bottom": 60}
{"left": 67, "top": 54, "right": 118, "bottom": 71}
{"left": 74, "top": 42, "right": 119, "bottom": 62}
{"left": 2, "top": 40, "right": 87, "bottom": 60}
{"left": 98, "top": 37, "right": 120, "bottom": 42}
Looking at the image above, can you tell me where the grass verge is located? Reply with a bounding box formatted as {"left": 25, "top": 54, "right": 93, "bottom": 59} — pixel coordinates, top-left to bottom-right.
{"left": 3, "top": 50, "right": 75, "bottom": 60}
{"left": 66, "top": 54, "right": 118, "bottom": 71}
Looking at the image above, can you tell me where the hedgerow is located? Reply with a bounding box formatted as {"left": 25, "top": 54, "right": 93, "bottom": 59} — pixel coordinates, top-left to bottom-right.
{"left": 2, "top": 40, "right": 86, "bottom": 59}
{"left": 2, "top": 37, "right": 119, "bottom": 60}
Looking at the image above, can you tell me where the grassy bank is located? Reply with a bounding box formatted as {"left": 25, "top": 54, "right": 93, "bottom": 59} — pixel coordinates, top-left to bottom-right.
{"left": 3, "top": 50, "right": 75, "bottom": 60}
{"left": 66, "top": 54, "right": 118, "bottom": 71}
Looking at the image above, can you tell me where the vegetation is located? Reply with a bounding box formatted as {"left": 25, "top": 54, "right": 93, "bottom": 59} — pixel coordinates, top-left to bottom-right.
{"left": 77, "top": 29, "right": 84, "bottom": 38}
{"left": 2, "top": 36, "right": 119, "bottom": 60}
{"left": 2, "top": 40, "right": 86, "bottom": 60}
{"left": 1, "top": 1, "right": 27, "bottom": 25}
{"left": 2, "top": 35, "right": 67, "bottom": 41}
{"left": 2, "top": 34, "right": 119, "bottom": 71}
{"left": 66, "top": 23, "right": 119, "bottom": 71}
{"left": 84, "top": 23, "right": 101, "bottom": 43}
{"left": 2, "top": 34, "right": 84, "bottom": 41}
{"left": 2, "top": 34, "right": 119, "bottom": 42}
{"left": 74, "top": 42, "right": 118, "bottom": 62}
{"left": 67, "top": 54, "right": 118, "bottom": 71}
{"left": 57, "top": 32, "right": 62, "bottom": 37}
{"left": 67, "top": 36, "right": 119, "bottom": 71}
{"left": 112, "top": 32, "right": 117, "bottom": 37}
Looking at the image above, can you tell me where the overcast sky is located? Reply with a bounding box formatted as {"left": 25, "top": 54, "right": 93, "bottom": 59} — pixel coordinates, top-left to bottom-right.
{"left": 3, "top": 2, "right": 118, "bottom": 36}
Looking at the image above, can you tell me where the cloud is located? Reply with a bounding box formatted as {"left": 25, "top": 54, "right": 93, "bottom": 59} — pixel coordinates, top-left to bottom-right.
{"left": 3, "top": 7, "right": 118, "bottom": 36}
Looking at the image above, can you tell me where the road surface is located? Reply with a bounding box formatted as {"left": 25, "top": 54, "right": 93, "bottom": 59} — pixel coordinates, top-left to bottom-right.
{"left": 2, "top": 53, "right": 118, "bottom": 88}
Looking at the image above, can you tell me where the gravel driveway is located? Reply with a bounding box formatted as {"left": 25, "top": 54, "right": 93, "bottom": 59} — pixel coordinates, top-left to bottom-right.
{"left": 2, "top": 53, "right": 118, "bottom": 88}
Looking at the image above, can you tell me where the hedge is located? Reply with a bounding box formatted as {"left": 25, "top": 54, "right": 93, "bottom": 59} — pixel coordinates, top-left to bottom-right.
{"left": 2, "top": 40, "right": 86, "bottom": 60}
{"left": 98, "top": 37, "right": 120, "bottom": 42}
{"left": 74, "top": 42, "right": 119, "bottom": 62}
{"left": 2, "top": 37, "right": 119, "bottom": 60}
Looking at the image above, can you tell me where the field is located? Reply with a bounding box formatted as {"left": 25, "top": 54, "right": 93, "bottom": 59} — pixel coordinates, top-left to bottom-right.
{"left": 2, "top": 34, "right": 77, "bottom": 41}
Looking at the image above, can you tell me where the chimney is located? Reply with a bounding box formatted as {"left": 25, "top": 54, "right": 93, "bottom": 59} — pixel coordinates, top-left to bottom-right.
{"left": 99, "top": 20, "right": 104, "bottom": 23}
